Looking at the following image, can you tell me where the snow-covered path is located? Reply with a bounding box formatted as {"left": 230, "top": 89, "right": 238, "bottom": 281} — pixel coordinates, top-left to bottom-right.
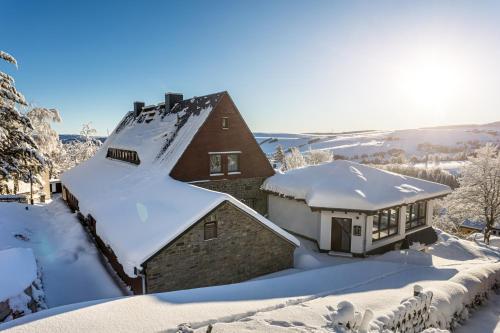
{"left": 0, "top": 199, "right": 125, "bottom": 307}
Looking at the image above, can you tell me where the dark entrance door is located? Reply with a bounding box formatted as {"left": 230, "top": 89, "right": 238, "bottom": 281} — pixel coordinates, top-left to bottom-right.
{"left": 331, "top": 218, "right": 352, "bottom": 252}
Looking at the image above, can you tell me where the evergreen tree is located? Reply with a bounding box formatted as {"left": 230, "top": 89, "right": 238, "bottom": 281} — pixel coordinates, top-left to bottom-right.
{"left": 0, "top": 51, "right": 45, "bottom": 185}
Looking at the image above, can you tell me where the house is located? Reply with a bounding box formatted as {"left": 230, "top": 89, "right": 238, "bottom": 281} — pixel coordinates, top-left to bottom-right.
{"left": 0, "top": 170, "right": 51, "bottom": 203}
{"left": 262, "top": 160, "right": 452, "bottom": 255}
{"left": 459, "top": 219, "right": 500, "bottom": 236}
{"left": 61, "top": 91, "right": 299, "bottom": 294}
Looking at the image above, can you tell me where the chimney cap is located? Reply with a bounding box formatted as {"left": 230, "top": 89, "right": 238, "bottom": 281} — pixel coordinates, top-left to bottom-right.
{"left": 133, "top": 101, "right": 145, "bottom": 116}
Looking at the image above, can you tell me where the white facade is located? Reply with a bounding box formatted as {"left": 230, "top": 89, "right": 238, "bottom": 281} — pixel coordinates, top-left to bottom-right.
{"left": 268, "top": 194, "right": 436, "bottom": 255}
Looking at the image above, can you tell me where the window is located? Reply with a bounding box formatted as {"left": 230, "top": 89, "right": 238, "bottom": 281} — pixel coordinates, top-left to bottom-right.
{"left": 210, "top": 154, "right": 222, "bottom": 174}
{"left": 222, "top": 117, "right": 229, "bottom": 129}
{"left": 106, "top": 148, "right": 140, "bottom": 165}
{"left": 372, "top": 208, "right": 399, "bottom": 242}
{"left": 204, "top": 221, "right": 217, "bottom": 240}
{"left": 406, "top": 202, "right": 427, "bottom": 230}
{"left": 227, "top": 153, "right": 240, "bottom": 173}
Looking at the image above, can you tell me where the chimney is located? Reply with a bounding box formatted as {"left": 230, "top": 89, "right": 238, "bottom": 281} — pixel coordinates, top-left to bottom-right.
{"left": 133, "top": 101, "right": 145, "bottom": 117}
{"left": 165, "top": 93, "right": 183, "bottom": 113}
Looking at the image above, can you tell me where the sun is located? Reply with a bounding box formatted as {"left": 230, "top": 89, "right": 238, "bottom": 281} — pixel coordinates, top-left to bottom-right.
{"left": 395, "top": 49, "right": 468, "bottom": 116}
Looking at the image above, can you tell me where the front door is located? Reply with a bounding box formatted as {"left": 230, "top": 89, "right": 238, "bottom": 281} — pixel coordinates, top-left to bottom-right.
{"left": 331, "top": 218, "right": 352, "bottom": 252}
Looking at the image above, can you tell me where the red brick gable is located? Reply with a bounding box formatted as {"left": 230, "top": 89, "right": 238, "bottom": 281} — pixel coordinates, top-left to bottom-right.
{"left": 170, "top": 92, "right": 274, "bottom": 182}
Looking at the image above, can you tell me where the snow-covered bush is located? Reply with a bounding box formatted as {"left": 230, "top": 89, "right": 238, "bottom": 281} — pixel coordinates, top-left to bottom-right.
{"left": 283, "top": 147, "right": 306, "bottom": 170}
{"left": 305, "top": 149, "right": 333, "bottom": 166}
{"left": 325, "top": 301, "right": 363, "bottom": 331}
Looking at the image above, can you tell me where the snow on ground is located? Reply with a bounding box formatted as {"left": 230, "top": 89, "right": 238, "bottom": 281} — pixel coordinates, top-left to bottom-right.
{"left": 0, "top": 199, "right": 124, "bottom": 308}
{"left": 257, "top": 125, "right": 500, "bottom": 160}
{"left": 454, "top": 292, "right": 500, "bottom": 333}
{"left": 0, "top": 248, "right": 37, "bottom": 302}
{"left": 2, "top": 230, "right": 499, "bottom": 332}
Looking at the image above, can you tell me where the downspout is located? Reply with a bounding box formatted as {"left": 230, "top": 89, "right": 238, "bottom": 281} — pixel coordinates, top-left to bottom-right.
{"left": 363, "top": 216, "right": 368, "bottom": 256}
{"left": 135, "top": 265, "right": 147, "bottom": 295}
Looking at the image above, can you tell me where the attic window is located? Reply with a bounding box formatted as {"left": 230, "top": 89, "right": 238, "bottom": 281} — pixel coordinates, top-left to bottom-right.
{"left": 222, "top": 117, "right": 229, "bottom": 129}
{"left": 204, "top": 221, "right": 218, "bottom": 240}
{"left": 107, "top": 148, "right": 140, "bottom": 165}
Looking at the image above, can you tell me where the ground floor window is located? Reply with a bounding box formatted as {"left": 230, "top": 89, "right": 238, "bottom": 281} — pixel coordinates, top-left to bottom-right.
{"left": 372, "top": 208, "right": 399, "bottom": 241}
{"left": 406, "top": 202, "right": 426, "bottom": 230}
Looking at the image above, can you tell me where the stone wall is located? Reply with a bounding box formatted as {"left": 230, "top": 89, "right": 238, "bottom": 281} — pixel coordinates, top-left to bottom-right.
{"left": 145, "top": 201, "right": 295, "bottom": 293}
{"left": 193, "top": 177, "right": 268, "bottom": 215}
{"left": 0, "top": 284, "right": 44, "bottom": 323}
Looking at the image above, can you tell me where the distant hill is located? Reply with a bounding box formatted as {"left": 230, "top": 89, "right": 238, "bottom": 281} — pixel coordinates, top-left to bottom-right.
{"left": 59, "top": 120, "right": 500, "bottom": 164}
{"left": 59, "top": 134, "right": 107, "bottom": 144}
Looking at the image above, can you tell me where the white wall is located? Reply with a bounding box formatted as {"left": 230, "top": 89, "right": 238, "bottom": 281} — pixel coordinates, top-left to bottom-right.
{"left": 268, "top": 195, "right": 321, "bottom": 241}
{"left": 318, "top": 211, "right": 366, "bottom": 253}
{"left": 269, "top": 195, "right": 438, "bottom": 255}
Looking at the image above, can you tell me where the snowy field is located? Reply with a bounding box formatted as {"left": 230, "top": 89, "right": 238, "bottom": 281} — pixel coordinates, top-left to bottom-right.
{"left": 1, "top": 224, "right": 499, "bottom": 332}
{"left": 0, "top": 198, "right": 125, "bottom": 308}
{"left": 256, "top": 123, "right": 500, "bottom": 161}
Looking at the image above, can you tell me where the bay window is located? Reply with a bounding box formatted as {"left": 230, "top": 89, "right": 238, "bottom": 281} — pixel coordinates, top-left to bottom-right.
{"left": 406, "top": 202, "right": 427, "bottom": 230}
{"left": 372, "top": 208, "right": 399, "bottom": 242}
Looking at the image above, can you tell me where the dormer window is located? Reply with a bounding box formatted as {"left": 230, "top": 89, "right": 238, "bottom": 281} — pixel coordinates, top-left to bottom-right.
{"left": 107, "top": 148, "right": 140, "bottom": 165}
{"left": 222, "top": 117, "right": 229, "bottom": 129}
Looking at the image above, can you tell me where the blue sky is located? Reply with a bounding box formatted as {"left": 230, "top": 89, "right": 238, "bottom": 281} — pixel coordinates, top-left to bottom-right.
{"left": 3, "top": 0, "right": 500, "bottom": 135}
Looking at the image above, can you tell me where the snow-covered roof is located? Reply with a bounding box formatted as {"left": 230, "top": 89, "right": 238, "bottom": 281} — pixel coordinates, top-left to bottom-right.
{"left": 262, "top": 160, "right": 452, "bottom": 212}
{"left": 61, "top": 93, "right": 299, "bottom": 278}
{"left": 460, "top": 219, "right": 500, "bottom": 230}
{"left": 0, "top": 248, "right": 37, "bottom": 301}
{"left": 107, "top": 92, "right": 224, "bottom": 173}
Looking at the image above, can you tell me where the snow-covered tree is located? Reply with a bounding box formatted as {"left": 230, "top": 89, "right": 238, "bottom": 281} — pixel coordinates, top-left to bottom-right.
{"left": 273, "top": 145, "right": 285, "bottom": 165}
{"left": 0, "top": 51, "right": 45, "bottom": 185}
{"left": 305, "top": 149, "right": 333, "bottom": 166}
{"left": 431, "top": 199, "right": 460, "bottom": 235}
{"left": 283, "top": 147, "right": 306, "bottom": 171}
{"left": 445, "top": 144, "right": 500, "bottom": 243}
{"left": 27, "top": 107, "right": 62, "bottom": 178}
{"left": 61, "top": 123, "right": 101, "bottom": 171}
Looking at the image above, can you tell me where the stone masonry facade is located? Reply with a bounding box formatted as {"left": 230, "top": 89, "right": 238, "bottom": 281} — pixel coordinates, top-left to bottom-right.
{"left": 193, "top": 177, "right": 268, "bottom": 215}
{"left": 144, "top": 201, "right": 295, "bottom": 293}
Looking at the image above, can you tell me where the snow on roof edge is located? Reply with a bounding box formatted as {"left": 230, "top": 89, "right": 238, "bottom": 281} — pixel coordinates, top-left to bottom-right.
{"left": 262, "top": 160, "right": 452, "bottom": 212}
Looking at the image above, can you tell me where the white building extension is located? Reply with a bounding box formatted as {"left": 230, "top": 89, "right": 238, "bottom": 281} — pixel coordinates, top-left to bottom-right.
{"left": 262, "top": 160, "right": 452, "bottom": 255}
